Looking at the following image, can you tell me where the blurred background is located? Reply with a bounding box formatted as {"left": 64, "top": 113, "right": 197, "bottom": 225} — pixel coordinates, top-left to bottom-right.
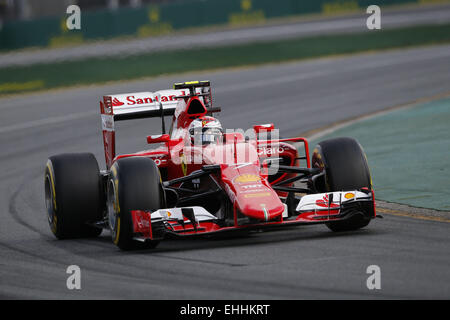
{"left": 1, "top": 0, "right": 449, "bottom": 96}
{"left": 0, "top": 1, "right": 171, "bottom": 21}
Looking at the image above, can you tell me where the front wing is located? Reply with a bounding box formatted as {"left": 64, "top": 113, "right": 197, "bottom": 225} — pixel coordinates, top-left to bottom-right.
{"left": 130, "top": 189, "right": 376, "bottom": 242}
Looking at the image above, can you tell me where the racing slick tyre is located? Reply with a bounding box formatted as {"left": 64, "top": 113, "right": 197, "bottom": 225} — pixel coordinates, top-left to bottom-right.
{"left": 45, "top": 153, "right": 103, "bottom": 239}
{"left": 312, "top": 137, "right": 372, "bottom": 232}
{"left": 108, "top": 157, "right": 163, "bottom": 250}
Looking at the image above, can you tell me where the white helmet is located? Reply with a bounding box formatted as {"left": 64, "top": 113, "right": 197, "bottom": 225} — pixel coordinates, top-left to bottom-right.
{"left": 188, "top": 116, "right": 223, "bottom": 145}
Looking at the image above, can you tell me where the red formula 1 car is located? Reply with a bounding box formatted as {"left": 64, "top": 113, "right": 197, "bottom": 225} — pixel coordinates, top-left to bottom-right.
{"left": 44, "top": 81, "right": 376, "bottom": 250}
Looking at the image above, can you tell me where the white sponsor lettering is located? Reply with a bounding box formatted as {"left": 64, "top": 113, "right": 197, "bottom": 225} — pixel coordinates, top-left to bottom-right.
{"left": 257, "top": 146, "right": 284, "bottom": 156}
{"left": 241, "top": 184, "right": 264, "bottom": 189}
{"left": 101, "top": 114, "right": 114, "bottom": 131}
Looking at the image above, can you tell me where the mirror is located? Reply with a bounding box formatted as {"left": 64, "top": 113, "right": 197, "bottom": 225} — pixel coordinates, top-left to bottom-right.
{"left": 147, "top": 134, "right": 170, "bottom": 144}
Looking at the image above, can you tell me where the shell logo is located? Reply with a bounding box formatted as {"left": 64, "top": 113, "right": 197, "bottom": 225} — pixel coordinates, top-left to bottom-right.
{"left": 344, "top": 192, "right": 355, "bottom": 199}
{"left": 234, "top": 174, "right": 261, "bottom": 183}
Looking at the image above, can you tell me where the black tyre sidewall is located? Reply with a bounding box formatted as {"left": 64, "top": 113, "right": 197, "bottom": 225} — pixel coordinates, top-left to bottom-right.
{"left": 45, "top": 153, "right": 103, "bottom": 239}
{"left": 312, "top": 137, "right": 372, "bottom": 232}
{"left": 109, "top": 157, "right": 162, "bottom": 250}
{"left": 313, "top": 137, "right": 372, "bottom": 192}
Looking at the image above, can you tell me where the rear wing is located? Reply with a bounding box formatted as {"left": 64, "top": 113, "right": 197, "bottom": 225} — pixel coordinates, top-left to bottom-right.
{"left": 100, "top": 81, "right": 216, "bottom": 168}
{"left": 100, "top": 89, "right": 184, "bottom": 121}
{"left": 100, "top": 89, "right": 187, "bottom": 168}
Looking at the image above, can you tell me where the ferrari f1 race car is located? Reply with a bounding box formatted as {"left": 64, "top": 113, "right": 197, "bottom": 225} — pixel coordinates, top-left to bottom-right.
{"left": 44, "top": 80, "right": 376, "bottom": 250}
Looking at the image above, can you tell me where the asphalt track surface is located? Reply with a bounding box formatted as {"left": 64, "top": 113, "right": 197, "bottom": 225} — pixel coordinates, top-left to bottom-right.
{"left": 2, "top": 4, "right": 450, "bottom": 67}
{"left": 1, "top": 45, "right": 450, "bottom": 299}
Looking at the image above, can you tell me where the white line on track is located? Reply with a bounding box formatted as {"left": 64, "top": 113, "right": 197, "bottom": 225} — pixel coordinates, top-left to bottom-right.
{"left": 0, "top": 110, "right": 97, "bottom": 134}
{"left": 1, "top": 44, "right": 449, "bottom": 134}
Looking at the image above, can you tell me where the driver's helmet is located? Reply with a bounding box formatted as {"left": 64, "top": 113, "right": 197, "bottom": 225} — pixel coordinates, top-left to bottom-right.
{"left": 188, "top": 116, "right": 223, "bottom": 145}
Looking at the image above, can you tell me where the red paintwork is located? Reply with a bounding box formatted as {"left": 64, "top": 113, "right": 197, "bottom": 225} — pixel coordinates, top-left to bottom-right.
{"left": 296, "top": 209, "right": 340, "bottom": 221}
{"left": 315, "top": 194, "right": 340, "bottom": 208}
{"left": 100, "top": 99, "right": 115, "bottom": 169}
{"left": 131, "top": 208, "right": 353, "bottom": 240}
{"left": 101, "top": 89, "right": 372, "bottom": 239}
{"left": 132, "top": 210, "right": 152, "bottom": 239}
{"left": 101, "top": 93, "right": 306, "bottom": 222}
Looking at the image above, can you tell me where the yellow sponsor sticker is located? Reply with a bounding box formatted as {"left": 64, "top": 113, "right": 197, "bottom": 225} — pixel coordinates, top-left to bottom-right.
{"left": 234, "top": 174, "right": 261, "bottom": 184}
{"left": 244, "top": 192, "right": 271, "bottom": 198}
{"left": 344, "top": 192, "right": 355, "bottom": 199}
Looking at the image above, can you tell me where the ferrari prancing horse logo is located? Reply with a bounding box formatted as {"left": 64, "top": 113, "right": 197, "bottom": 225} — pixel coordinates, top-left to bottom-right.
{"left": 180, "top": 153, "right": 187, "bottom": 176}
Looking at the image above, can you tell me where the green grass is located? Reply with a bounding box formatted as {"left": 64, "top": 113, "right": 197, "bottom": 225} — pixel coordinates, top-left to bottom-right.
{"left": 308, "top": 97, "right": 450, "bottom": 210}
{"left": 1, "top": 23, "right": 450, "bottom": 95}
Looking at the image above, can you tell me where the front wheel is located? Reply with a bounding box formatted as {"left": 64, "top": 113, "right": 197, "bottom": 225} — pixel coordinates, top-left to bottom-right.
{"left": 108, "top": 157, "right": 164, "bottom": 250}
{"left": 312, "top": 137, "right": 373, "bottom": 232}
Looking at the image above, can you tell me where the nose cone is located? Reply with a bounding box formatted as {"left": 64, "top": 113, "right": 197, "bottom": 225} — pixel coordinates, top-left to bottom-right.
{"left": 235, "top": 185, "right": 284, "bottom": 221}
{"left": 220, "top": 157, "right": 284, "bottom": 223}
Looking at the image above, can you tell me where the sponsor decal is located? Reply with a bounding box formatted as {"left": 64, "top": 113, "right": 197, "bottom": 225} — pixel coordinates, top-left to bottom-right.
{"left": 234, "top": 174, "right": 261, "bottom": 184}
{"left": 257, "top": 146, "right": 284, "bottom": 156}
{"left": 103, "top": 96, "right": 113, "bottom": 113}
{"left": 315, "top": 194, "right": 340, "bottom": 208}
{"left": 241, "top": 184, "right": 264, "bottom": 189}
{"left": 240, "top": 184, "right": 267, "bottom": 194}
{"left": 132, "top": 210, "right": 151, "bottom": 232}
{"left": 106, "top": 91, "right": 186, "bottom": 108}
{"left": 112, "top": 98, "right": 124, "bottom": 106}
{"left": 124, "top": 93, "right": 183, "bottom": 106}
{"left": 126, "top": 95, "right": 156, "bottom": 105}
{"left": 150, "top": 155, "right": 167, "bottom": 167}
{"left": 101, "top": 115, "right": 114, "bottom": 131}
{"left": 153, "top": 158, "right": 167, "bottom": 166}
{"left": 160, "top": 210, "right": 173, "bottom": 219}
{"left": 344, "top": 192, "right": 355, "bottom": 199}
{"left": 243, "top": 192, "right": 271, "bottom": 198}
{"left": 131, "top": 210, "right": 153, "bottom": 239}
{"left": 241, "top": 189, "right": 266, "bottom": 194}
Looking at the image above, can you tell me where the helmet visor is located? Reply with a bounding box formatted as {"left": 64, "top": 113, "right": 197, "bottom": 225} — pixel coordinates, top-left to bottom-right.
{"left": 191, "top": 128, "right": 222, "bottom": 145}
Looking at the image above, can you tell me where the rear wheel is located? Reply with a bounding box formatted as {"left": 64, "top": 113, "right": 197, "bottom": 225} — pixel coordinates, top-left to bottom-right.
{"left": 108, "top": 157, "right": 163, "bottom": 250}
{"left": 45, "top": 153, "right": 103, "bottom": 239}
{"left": 312, "top": 137, "right": 372, "bottom": 232}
